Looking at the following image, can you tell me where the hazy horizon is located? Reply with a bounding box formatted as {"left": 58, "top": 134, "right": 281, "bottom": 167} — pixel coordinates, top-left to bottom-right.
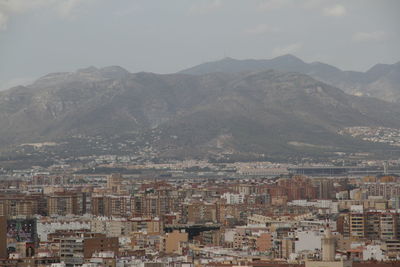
{"left": 2, "top": 53, "right": 399, "bottom": 91}
{"left": 0, "top": 0, "right": 399, "bottom": 90}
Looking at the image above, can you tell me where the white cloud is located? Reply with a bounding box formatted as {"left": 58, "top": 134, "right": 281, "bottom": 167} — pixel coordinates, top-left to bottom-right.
{"left": 272, "top": 42, "right": 302, "bottom": 56}
{"left": 352, "top": 31, "right": 387, "bottom": 42}
{"left": 188, "top": 0, "right": 223, "bottom": 15}
{"left": 323, "top": 4, "right": 346, "bottom": 17}
{"left": 0, "top": 0, "right": 51, "bottom": 30}
{"left": 245, "top": 24, "right": 279, "bottom": 35}
{"left": 0, "top": 0, "right": 93, "bottom": 30}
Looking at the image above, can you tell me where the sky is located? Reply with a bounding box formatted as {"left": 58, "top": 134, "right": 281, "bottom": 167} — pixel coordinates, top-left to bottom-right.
{"left": 0, "top": 0, "right": 399, "bottom": 90}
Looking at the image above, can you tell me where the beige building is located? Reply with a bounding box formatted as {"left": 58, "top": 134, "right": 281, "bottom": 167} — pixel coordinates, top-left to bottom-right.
{"left": 47, "top": 192, "right": 86, "bottom": 216}
{"left": 91, "top": 217, "right": 162, "bottom": 237}
{"left": 349, "top": 212, "right": 365, "bottom": 239}
{"left": 339, "top": 199, "right": 388, "bottom": 211}
{"left": 91, "top": 195, "right": 130, "bottom": 217}
{"left": 164, "top": 230, "right": 188, "bottom": 254}
{"left": 339, "top": 210, "right": 400, "bottom": 240}
{"left": 382, "top": 239, "right": 400, "bottom": 259}
{"left": 132, "top": 194, "right": 179, "bottom": 217}
{"left": 0, "top": 195, "right": 42, "bottom": 217}
{"left": 186, "top": 203, "right": 217, "bottom": 224}
{"left": 107, "top": 173, "right": 126, "bottom": 194}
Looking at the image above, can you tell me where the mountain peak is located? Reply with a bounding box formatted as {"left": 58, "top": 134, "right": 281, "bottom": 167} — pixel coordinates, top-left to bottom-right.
{"left": 219, "top": 57, "right": 236, "bottom": 62}
{"left": 99, "top": 66, "right": 130, "bottom": 79}
{"left": 180, "top": 54, "right": 307, "bottom": 75}
{"left": 365, "top": 63, "right": 394, "bottom": 82}
{"left": 75, "top": 65, "right": 131, "bottom": 80}
{"left": 273, "top": 54, "right": 304, "bottom": 63}
{"left": 100, "top": 65, "right": 129, "bottom": 73}
{"left": 78, "top": 66, "right": 99, "bottom": 73}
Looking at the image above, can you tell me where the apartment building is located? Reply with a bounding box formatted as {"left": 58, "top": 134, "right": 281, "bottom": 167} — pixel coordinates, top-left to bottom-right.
{"left": 91, "top": 195, "right": 130, "bottom": 217}
{"left": 339, "top": 208, "right": 400, "bottom": 240}
{"left": 47, "top": 192, "right": 86, "bottom": 216}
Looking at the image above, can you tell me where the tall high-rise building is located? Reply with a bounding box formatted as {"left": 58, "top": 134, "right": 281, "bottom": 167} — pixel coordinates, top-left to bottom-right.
{"left": 322, "top": 227, "right": 335, "bottom": 261}
{"left": 47, "top": 192, "right": 86, "bottom": 216}
{"left": 91, "top": 195, "right": 130, "bottom": 217}
{"left": 107, "top": 174, "right": 123, "bottom": 194}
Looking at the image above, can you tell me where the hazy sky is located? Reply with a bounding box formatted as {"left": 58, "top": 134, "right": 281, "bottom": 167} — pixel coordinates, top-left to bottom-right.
{"left": 0, "top": 0, "right": 399, "bottom": 90}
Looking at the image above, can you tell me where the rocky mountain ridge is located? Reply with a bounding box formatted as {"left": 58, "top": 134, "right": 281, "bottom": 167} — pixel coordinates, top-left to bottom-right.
{"left": 1, "top": 63, "right": 400, "bottom": 160}
{"left": 181, "top": 54, "right": 400, "bottom": 103}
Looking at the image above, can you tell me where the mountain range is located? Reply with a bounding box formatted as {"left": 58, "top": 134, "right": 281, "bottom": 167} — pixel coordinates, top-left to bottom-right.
{"left": 181, "top": 54, "right": 400, "bottom": 103}
{"left": 1, "top": 56, "right": 400, "bottom": 161}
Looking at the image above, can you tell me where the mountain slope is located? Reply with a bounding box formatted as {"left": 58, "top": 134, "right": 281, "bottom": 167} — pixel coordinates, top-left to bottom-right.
{"left": 181, "top": 55, "right": 400, "bottom": 103}
{"left": 153, "top": 71, "right": 400, "bottom": 157}
{"left": 1, "top": 66, "right": 400, "bottom": 160}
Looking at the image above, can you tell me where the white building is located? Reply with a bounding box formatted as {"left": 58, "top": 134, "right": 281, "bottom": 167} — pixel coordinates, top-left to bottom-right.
{"left": 363, "top": 245, "right": 385, "bottom": 261}
{"left": 221, "top": 193, "right": 245, "bottom": 204}
{"left": 37, "top": 218, "right": 90, "bottom": 241}
{"left": 289, "top": 199, "right": 338, "bottom": 214}
{"left": 295, "top": 230, "right": 322, "bottom": 253}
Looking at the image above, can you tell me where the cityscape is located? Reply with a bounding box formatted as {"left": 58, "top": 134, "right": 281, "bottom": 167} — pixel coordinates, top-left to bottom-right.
{"left": 1, "top": 1, "right": 400, "bottom": 267}
{"left": 2, "top": 160, "right": 400, "bottom": 267}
